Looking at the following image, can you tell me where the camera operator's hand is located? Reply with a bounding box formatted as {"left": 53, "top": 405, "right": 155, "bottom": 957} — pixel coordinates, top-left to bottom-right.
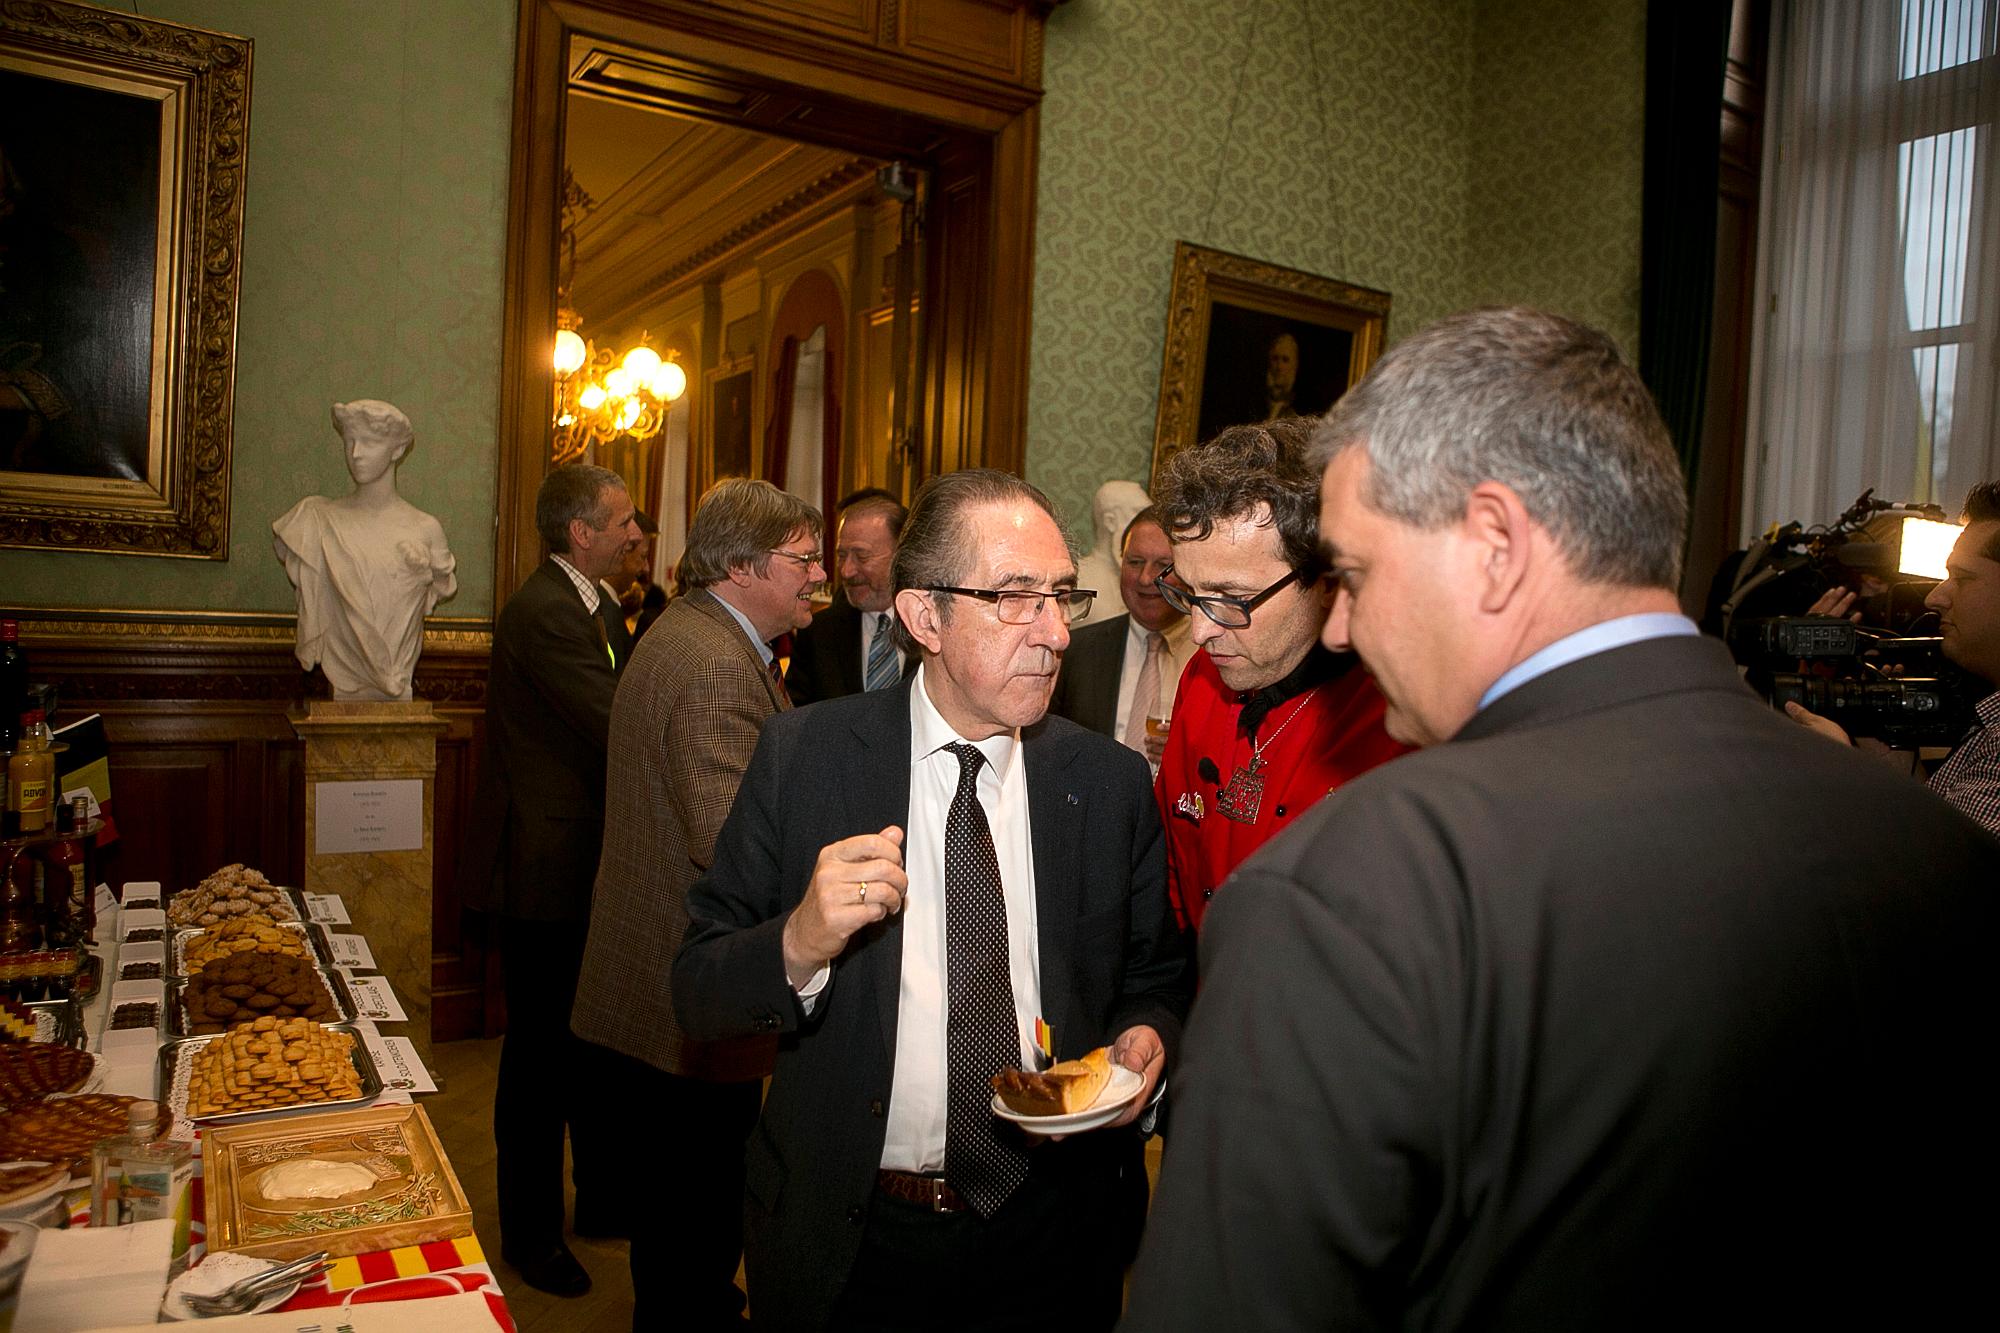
{"left": 1784, "top": 700, "right": 1853, "bottom": 746}
{"left": 1808, "top": 587, "right": 1863, "bottom": 622}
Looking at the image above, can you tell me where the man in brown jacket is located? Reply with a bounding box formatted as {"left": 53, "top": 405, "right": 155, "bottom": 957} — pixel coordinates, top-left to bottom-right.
{"left": 571, "top": 477, "right": 824, "bottom": 1329}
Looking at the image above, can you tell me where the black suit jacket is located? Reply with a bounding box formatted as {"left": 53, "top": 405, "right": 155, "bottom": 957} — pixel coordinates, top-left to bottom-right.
{"left": 459, "top": 560, "right": 623, "bottom": 922}
{"left": 785, "top": 593, "right": 912, "bottom": 706}
{"left": 674, "top": 682, "right": 1192, "bottom": 1330}
{"left": 1127, "top": 634, "right": 1999, "bottom": 1330}
{"left": 1046, "top": 612, "right": 1130, "bottom": 739}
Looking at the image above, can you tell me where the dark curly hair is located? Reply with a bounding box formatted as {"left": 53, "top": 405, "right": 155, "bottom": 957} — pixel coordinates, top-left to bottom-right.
{"left": 1152, "top": 417, "right": 1324, "bottom": 576}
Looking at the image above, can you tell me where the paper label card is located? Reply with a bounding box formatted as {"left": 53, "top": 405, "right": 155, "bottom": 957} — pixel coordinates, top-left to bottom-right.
{"left": 361, "top": 1031, "right": 438, "bottom": 1094}
{"left": 304, "top": 892, "right": 351, "bottom": 924}
{"left": 313, "top": 779, "right": 424, "bottom": 855}
{"left": 342, "top": 973, "right": 408, "bottom": 1023}
{"left": 324, "top": 932, "right": 376, "bottom": 970}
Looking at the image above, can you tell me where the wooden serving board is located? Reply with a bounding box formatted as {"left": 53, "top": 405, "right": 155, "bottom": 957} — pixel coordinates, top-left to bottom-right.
{"left": 201, "top": 1102, "right": 473, "bottom": 1261}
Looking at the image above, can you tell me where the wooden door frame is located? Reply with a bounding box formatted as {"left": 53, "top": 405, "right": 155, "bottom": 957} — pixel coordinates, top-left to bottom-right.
{"left": 494, "top": 0, "right": 1055, "bottom": 605}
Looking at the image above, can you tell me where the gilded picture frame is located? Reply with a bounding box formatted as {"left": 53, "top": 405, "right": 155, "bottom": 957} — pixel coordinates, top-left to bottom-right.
{"left": 1151, "top": 242, "right": 1391, "bottom": 486}
{"left": 0, "top": 0, "right": 252, "bottom": 558}
{"left": 695, "top": 355, "right": 757, "bottom": 501}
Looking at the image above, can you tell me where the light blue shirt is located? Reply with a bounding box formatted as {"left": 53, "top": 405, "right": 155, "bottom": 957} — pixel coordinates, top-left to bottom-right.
{"left": 711, "top": 590, "right": 775, "bottom": 666}
{"left": 1478, "top": 613, "right": 1700, "bottom": 711}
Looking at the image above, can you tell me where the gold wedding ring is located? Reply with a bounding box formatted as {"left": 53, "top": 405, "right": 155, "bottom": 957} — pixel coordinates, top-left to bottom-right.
{"left": 857, "top": 881, "right": 869, "bottom": 906}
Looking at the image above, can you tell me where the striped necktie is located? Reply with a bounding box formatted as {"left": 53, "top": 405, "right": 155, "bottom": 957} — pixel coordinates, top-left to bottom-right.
{"left": 865, "top": 612, "right": 899, "bottom": 691}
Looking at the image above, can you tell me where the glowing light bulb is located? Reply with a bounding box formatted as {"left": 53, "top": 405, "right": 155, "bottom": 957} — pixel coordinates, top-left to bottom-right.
{"left": 618, "top": 397, "right": 644, "bottom": 430}
{"left": 579, "top": 383, "right": 607, "bottom": 411}
{"left": 553, "top": 329, "right": 587, "bottom": 376}
{"left": 622, "top": 345, "right": 662, "bottom": 381}
{"left": 604, "top": 367, "right": 634, "bottom": 399}
{"left": 650, "top": 361, "right": 687, "bottom": 402}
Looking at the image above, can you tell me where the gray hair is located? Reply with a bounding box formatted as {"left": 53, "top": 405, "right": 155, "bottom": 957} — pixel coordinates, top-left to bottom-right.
{"left": 1310, "top": 307, "right": 1687, "bottom": 588}
{"left": 678, "top": 478, "right": 822, "bottom": 589}
{"left": 890, "top": 469, "right": 1066, "bottom": 653}
{"left": 535, "top": 464, "right": 625, "bottom": 554}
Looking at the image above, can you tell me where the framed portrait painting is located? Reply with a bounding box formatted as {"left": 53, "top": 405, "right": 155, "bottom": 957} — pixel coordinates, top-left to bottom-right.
{"left": 0, "top": 0, "right": 251, "bottom": 557}
{"left": 695, "top": 356, "right": 757, "bottom": 500}
{"left": 1151, "top": 242, "right": 1390, "bottom": 484}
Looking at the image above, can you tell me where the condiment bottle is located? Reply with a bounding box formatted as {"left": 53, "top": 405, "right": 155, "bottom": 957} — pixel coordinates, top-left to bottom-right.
{"left": 5, "top": 710, "right": 54, "bottom": 837}
{"left": 40, "top": 798, "right": 90, "bottom": 946}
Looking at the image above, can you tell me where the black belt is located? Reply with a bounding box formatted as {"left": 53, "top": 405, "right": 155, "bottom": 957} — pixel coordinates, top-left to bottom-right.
{"left": 875, "top": 1170, "right": 967, "bottom": 1214}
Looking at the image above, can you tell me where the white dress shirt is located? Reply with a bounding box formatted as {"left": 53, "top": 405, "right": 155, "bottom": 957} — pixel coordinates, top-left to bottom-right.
{"left": 1113, "top": 616, "right": 1194, "bottom": 747}
{"left": 879, "top": 663, "right": 1043, "bottom": 1173}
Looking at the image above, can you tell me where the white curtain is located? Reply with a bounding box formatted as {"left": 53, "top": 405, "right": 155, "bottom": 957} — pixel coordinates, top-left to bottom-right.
{"left": 656, "top": 395, "right": 690, "bottom": 577}
{"left": 1745, "top": 0, "right": 1998, "bottom": 538}
{"left": 783, "top": 325, "right": 827, "bottom": 508}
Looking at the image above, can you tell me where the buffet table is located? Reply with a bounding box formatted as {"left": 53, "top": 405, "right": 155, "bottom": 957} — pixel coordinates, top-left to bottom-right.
{"left": 2, "top": 874, "right": 507, "bottom": 1330}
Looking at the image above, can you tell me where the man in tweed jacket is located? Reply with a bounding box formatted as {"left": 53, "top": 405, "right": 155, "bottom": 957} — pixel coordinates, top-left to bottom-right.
{"left": 572, "top": 478, "right": 824, "bottom": 1329}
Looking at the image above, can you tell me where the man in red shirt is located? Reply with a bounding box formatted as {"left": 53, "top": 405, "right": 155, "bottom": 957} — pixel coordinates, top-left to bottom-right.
{"left": 1152, "top": 419, "right": 1409, "bottom": 932}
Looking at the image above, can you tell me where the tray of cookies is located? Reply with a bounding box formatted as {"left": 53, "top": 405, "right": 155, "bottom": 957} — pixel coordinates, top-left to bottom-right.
{"left": 0, "top": 1092, "right": 158, "bottom": 1177}
{"left": 167, "top": 952, "right": 355, "bottom": 1039}
{"left": 167, "top": 864, "right": 306, "bottom": 930}
{"left": 170, "top": 918, "right": 325, "bottom": 978}
{"left": 161, "top": 1018, "right": 381, "bottom": 1128}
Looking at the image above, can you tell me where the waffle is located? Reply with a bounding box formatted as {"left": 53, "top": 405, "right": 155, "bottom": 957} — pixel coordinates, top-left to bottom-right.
{"left": 0, "top": 1042, "right": 93, "bottom": 1106}
{"left": 0, "top": 1092, "right": 145, "bottom": 1175}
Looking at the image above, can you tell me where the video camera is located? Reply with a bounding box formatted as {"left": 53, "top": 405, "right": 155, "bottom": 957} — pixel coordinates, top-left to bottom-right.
{"left": 1717, "top": 490, "right": 1977, "bottom": 748}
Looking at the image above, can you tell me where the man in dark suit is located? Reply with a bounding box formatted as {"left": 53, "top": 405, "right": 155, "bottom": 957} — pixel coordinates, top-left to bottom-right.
{"left": 675, "top": 470, "right": 1193, "bottom": 1331}
{"left": 459, "top": 463, "right": 640, "bottom": 1297}
{"left": 573, "top": 479, "right": 823, "bottom": 1329}
{"left": 1047, "top": 505, "right": 1189, "bottom": 764}
{"left": 785, "top": 488, "right": 909, "bottom": 704}
{"left": 1127, "top": 309, "right": 1998, "bottom": 1329}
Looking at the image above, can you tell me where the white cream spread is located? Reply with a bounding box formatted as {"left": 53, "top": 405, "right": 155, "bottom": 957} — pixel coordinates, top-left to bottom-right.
{"left": 258, "top": 1158, "right": 378, "bottom": 1200}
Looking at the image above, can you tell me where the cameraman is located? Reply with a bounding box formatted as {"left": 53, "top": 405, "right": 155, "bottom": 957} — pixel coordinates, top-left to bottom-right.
{"left": 1787, "top": 482, "right": 2000, "bottom": 836}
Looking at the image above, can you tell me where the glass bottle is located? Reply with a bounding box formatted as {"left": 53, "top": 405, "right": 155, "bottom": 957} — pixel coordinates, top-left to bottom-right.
{"left": 5, "top": 711, "right": 53, "bottom": 837}
{"left": 90, "top": 1100, "right": 197, "bottom": 1275}
{"left": 40, "top": 799, "right": 90, "bottom": 947}
{"left": 0, "top": 620, "right": 25, "bottom": 757}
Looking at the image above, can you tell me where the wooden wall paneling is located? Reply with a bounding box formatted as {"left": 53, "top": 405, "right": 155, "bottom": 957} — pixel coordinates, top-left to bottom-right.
{"left": 12, "top": 616, "right": 492, "bottom": 1040}
{"left": 896, "top": 0, "right": 1027, "bottom": 81}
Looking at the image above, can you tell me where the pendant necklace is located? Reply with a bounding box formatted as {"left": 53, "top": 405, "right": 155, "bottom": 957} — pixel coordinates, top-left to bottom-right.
{"left": 1216, "top": 687, "right": 1320, "bottom": 825}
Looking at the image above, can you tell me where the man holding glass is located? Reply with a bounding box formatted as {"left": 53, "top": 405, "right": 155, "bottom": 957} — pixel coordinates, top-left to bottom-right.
{"left": 1151, "top": 419, "right": 1408, "bottom": 933}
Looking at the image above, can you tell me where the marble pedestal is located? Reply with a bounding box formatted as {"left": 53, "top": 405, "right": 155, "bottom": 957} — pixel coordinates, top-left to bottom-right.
{"left": 291, "top": 700, "right": 448, "bottom": 1068}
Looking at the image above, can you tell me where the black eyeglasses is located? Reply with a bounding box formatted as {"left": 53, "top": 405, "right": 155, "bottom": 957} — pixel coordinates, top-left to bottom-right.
{"left": 1153, "top": 567, "right": 1302, "bottom": 628}
{"left": 923, "top": 587, "right": 1097, "bottom": 625}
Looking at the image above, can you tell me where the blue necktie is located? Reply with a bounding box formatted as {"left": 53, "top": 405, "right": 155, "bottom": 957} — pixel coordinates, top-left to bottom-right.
{"left": 865, "top": 613, "right": 899, "bottom": 691}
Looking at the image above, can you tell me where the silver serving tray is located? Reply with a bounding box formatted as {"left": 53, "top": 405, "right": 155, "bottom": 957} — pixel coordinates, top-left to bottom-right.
{"left": 24, "top": 996, "right": 84, "bottom": 1048}
{"left": 157, "top": 1020, "right": 383, "bottom": 1128}
{"left": 169, "top": 919, "right": 326, "bottom": 979}
{"left": 164, "top": 964, "right": 358, "bottom": 1041}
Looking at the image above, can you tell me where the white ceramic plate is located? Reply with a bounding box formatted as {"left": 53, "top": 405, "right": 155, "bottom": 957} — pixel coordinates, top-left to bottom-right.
{"left": 990, "top": 1063, "right": 1144, "bottom": 1136}
{"left": 162, "top": 1258, "right": 304, "bottom": 1321}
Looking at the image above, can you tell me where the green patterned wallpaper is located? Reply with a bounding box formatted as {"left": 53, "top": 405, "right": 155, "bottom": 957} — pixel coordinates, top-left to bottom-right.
{"left": 1027, "top": 0, "right": 1646, "bottom": 538}
{"left": 1467, "top": 0, "right": 1645, "bottom": 356}
{"left": 0, "top": 0, "right": 514, "bottom": 616}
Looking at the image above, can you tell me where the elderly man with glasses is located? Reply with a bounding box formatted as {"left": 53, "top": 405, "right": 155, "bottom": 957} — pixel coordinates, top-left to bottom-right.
{"left": 674, "top": 468, "right": 1191, "bottom": 1332}
{"left": 1151, "top": 419, "right": 1409, "bottom": 933}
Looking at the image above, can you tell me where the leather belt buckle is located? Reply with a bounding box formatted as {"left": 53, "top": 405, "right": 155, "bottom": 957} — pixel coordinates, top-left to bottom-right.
{"left": 877, "top": 1169, "right": 966, "bottom": 1214}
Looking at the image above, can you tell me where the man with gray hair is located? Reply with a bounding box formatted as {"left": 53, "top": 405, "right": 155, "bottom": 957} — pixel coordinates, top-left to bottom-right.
{"left": 460, "top": 463, "right": 642, "bottom": 1297}
{"left": 675, "top": 469, "right": 1191, "bottom": 1330}
{"left": 572, "top": 478, "right": 823, "bottom": 1327}
{"left": 1127, "top": 308, "right": 1995, "bottom": 1329}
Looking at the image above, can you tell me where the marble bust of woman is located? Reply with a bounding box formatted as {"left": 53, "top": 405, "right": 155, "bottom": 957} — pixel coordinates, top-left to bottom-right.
{"left": 273, "top": 400, "right": 457, "bottom": 701}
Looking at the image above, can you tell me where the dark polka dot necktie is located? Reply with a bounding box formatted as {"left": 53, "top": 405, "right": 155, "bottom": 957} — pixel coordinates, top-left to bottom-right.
{"left": 941, "top": 742, "right": 1028, "bottom": 1217}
